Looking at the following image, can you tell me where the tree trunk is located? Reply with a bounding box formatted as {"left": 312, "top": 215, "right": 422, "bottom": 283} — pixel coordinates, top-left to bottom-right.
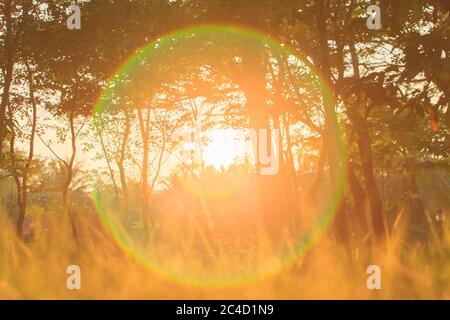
{"left": 346, "top": 161, "right": 367, "bottom": 238}
{"left": 283, "top": 113, "right": 300, "bottom": 209}
{"left": 348, "top": 43, "right": 386, "bottom": 242}
{"left": 9, "top": 126, "right": 24, "bottom": 237}
{"left": 98, "top": 130, "right": 119, "bottom": 202}
{"left": 63, "top": 112, "right": 78, "bottom": 242}
{"left": 236, "top": 1, "right": 291, "bottom": 246}
{"left": 0, "top": 0, "right": 14, "bottom": 168}
{"left": 0, "top": 0, "right": 32, "bottom": 167}
{"left": 272, "top": 51, "right": 300, "bottom": 223}
{"left": 117, "top": 111, "right": 130, "bottom": 224}
{"left": 308, "top": 138, "right": 327, "bottom": 197}
{"left": 137, "top": 109, "right": 151, "bottom": 244}
{"left": 241, "top": 42, "right": 286, "bottom": 243}
{"left": 283, "top": 115, "right": 294, "bottom": 181}
{"left": 316, "top": 0, "right": 349, "bottom": 245}
{"left": 16, "top": 64, "right": 38, "bottom": 237}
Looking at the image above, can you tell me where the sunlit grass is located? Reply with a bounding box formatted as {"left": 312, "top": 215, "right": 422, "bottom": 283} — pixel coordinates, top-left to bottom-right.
{"left": 0, "top": 201, "right": 448, "bottom": 300}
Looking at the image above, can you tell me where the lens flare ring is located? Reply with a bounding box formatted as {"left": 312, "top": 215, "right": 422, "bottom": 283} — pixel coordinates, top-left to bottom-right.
{"left": 92, "top": 24, "right": 346, "bottom": 288}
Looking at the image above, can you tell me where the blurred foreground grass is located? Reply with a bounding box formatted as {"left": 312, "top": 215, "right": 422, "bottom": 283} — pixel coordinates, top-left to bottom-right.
{"left": 0, "top": 204, "right": 449, "bottom": 300}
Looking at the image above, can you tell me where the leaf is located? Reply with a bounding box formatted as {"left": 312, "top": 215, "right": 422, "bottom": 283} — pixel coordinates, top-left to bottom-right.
{"left": 351, "top": 6, "right": 365, "bottom": 18}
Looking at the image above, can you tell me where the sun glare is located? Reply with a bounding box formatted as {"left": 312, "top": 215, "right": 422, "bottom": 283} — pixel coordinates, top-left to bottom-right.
{"left": 203, "top": 129, "right": 249, "bottom": 169}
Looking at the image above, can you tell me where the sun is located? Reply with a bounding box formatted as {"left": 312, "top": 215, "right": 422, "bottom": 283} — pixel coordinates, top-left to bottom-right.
{"left": 203, "top": 129, "right": 249, "bottom": 169}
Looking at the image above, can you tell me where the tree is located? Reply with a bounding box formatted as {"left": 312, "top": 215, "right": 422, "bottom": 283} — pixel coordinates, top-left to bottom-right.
{"left": 0, "top": 0, "right": 35, "bottom": 168}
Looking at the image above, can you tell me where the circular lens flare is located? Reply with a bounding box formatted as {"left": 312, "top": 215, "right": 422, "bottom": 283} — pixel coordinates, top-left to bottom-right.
{"left": 92, "top": 24, "right": 346, "bottom": 288}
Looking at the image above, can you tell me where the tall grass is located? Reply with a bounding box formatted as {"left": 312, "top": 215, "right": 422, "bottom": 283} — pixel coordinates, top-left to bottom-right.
{"left": 0, "top": 202, "right": 448, "bottom": 300}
